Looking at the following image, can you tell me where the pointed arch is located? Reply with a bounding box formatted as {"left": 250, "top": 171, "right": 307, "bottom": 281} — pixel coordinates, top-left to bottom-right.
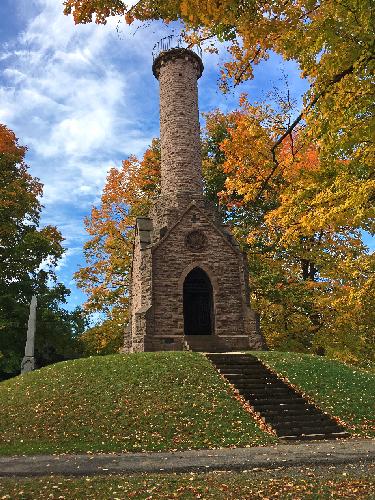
{"left": 178, "top": 261, "right": 218, "bottom": 292}
{"left": 183, "top": 267, "right": 214, "bottom": 335}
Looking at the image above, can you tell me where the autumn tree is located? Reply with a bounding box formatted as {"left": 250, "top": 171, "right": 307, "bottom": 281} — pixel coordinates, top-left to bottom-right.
{"left": 75, "top": 139, "right": 160, "bottom": 354}
{"left": 202, "top": 97, "right": 374, "bottom": 364}
{"left": 0, "top": 124, "right": 84, "bottom": 378}
{"left": 0, "top": 125, "right": 62, "bottom": 285}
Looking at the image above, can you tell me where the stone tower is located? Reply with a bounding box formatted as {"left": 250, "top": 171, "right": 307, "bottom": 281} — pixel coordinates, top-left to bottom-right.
{"left": 123, "top": 45, "right": 265, "bottom": 353}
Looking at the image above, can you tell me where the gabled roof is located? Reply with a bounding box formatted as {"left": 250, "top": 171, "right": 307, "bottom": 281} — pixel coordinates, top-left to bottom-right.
{"left": 151, "top": 201, "right": 243, "bottom": 257}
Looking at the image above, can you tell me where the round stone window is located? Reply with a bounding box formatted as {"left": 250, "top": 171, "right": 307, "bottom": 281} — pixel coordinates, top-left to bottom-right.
{"left": 185, "top": 230, "right": 207, "bottom": 252}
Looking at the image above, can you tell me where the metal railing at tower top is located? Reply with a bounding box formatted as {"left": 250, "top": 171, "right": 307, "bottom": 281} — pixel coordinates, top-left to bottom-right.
{"left": 152, "top": 34, "right": 203, "bottom": 61}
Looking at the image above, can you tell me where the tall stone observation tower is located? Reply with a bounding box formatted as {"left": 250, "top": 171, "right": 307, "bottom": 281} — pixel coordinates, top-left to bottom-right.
{"left": 157, "top": 46, "right": 203, "bottom": 205}
{"left": 124, "top": 40, "right": 265, "bottom": 353}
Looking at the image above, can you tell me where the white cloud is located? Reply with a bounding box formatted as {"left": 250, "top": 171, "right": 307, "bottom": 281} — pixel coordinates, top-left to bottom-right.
{"left": 55, "top": 247, "right": 81, "bottom": 271}
{"left": 1, "top": 0, "right": 164, "bottom": 206}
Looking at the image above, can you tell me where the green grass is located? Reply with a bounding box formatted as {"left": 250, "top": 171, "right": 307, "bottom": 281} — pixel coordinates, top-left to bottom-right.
{"left": 0, "top": 468, "right": 373, "bottom": 499}
{"left": 0, "top": 352, "right": 274, "bottom": 456}
{"left": 254, "top": 351, "right": 375, "bottom": 437}
{"left": 1, "top": 351, "right": 373, "bottom": 457}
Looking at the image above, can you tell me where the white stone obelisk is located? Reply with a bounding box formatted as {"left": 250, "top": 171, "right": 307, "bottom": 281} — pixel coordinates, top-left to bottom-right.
{"left": 21, "top": 295, "right": 37, "bottom": 374}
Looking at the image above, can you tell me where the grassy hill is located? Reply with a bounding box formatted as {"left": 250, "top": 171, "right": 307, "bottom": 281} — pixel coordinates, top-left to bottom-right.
{"left": 0, "top": 352, "right": 274, "bottom": 456}
{"left": 0, "top": 351, "right": 373, "bottom": 456}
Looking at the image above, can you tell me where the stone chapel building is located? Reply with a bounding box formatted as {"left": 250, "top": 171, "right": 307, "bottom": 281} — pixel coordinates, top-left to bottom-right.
{"left": 123, "top": 45, "right": 265, "bottom": 353}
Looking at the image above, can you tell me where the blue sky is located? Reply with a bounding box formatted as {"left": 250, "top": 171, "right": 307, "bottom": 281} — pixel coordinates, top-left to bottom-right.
{"left": 1, "top": 1, "right": 371, "bottom": 311}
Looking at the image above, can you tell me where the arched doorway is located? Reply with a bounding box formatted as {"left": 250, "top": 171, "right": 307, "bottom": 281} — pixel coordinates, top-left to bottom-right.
{"left": 183, "top": 267, "right": 214, "bottom": 335}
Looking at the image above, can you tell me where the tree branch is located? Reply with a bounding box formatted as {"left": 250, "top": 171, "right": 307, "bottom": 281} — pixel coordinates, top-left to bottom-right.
{"left": 253, "top": 62, "right": 357, "bottom": 202}
{"left": 126, "top": 0, "right": 144, "bottom": 14}
{"left": 233, "top": 48, "right": 262, "bottom": 86}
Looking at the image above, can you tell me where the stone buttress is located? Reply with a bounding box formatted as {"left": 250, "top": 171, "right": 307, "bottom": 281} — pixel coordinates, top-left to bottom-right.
{"left": 123, "top": 47, "right": 266, "bottom": 353}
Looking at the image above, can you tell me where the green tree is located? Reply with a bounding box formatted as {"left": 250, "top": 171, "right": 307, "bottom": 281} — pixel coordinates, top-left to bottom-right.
{"left": 0, "top": 124, "right": 85, "bottom": 378}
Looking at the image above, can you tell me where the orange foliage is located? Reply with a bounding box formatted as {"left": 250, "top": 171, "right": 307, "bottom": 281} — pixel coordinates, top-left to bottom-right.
{"left": 75, "top": 140, "right": 160, "bottom": 352}
{"left": 203, "top": 103, "right": 374, "bottom": 363}
{"left": 0, "top": 124, "right": 26, "bottom": 159}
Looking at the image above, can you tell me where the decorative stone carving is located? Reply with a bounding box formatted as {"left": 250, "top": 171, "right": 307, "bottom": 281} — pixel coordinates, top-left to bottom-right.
{"left": 185, "top": 230, "right": 207, "bottom": 252}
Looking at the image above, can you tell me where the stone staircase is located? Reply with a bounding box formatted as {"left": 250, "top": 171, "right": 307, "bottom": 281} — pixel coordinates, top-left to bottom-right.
{"left": 207, "top": 353, "right": 350, "bottom": 441}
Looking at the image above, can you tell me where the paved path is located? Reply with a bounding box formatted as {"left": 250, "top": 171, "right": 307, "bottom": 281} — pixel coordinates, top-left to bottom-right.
{"left": 0, "top": 439, "right": 373, "bottom": 477}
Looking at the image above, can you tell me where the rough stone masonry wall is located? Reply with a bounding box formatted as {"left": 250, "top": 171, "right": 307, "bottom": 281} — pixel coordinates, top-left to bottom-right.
{"left": 156, "top": 51, "right": 203, "bottom": 202}
{"left": 130, "top": 235, "right": 142, "bottom": 326}
{"left": 129, "top": 219, "right": 153, "bottom": 352}
{"left": 150, "top": 206, "right": 250, "bottom": 347}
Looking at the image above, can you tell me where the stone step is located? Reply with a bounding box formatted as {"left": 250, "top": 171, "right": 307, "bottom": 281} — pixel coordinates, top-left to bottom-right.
{"left": 239, "top": 386, "right": 296, "bottom": 394}
{"left": 239, "top": 390, "right": 293, "bottom": 398}
{"left": 222, "top": 373, "right": 281, "bottom": 382}
{"left": 222, "top": 376, "right": 280, "bottom": 384}
{"left": 185, "top": 335, "right": 226, "bottom": 352}
{"left": 214, "top": 357, "right": 260, "bottom": 360}
{"left": 208, "top": 354, "right": 257, "bottom": 360}
{"left": 188, "top": 340, "right": 219, "bottom": 345}
{"left": 276, "top": 429, "right": 344, "bottom": 439}
{"left": 217, "top": 365, "right": 264, "bottom": 371}
{"left": 218, "top": 366, "right": 277, "bottom": 373}
{"left": 273, "top": 422, "right": 343, "bottom": 434}
{"left": 279, "top": 431, "right": 351, "bottom": 441}
{"left": 209, "top": 354, "right": 260, "bottom": 359}
{"left": 244, "top": 388, "right": 299, "bottom": 399}
{"left": 193, "top": 350, "right": 227, "bottom": 353}
{"left": 236, "top": 382, "right": 284, "bottom": 388}
{"left": 253, "top": 402, "right": 316, "bottom": 412}
{"left": 217, "top": 366, "right": 266, "bottom": 373}
{"left": 250, "top": 398, "right": 306, "bottom": 406}
{"left": 239, "top": 386, "right": 301, "bottom": 399}
{"left": 211, "top": 359, "right": 264, "bottom": 368}
{"left": 237, "top": 380, "right": 284, "bottom": 388}
{"left": 239, "top": 389, "right": 296, "bottom": 399}
{"left": 217, "top": 364, "right": 269, "bottom": 375}
{"left": 235, "top": 387, "right": 298, "bottom": 396}
{"left": 225, "top": 376, "right": 283, "bottom": 385}
{"left": 243, "top": 385, "right": 294, "bottom": 392}
{"left": 323, "top": 431, "right": 351, "bottom": 439}
{"left": 278, "top": 433, "right": 325, "bottom": 440}
{"left": 219, "top": 367, "right": 268, "bottom": 374}
{"left": 187, "top": 341, "right": 222, "bottom": 347}
{"left": 259, "top": 406, "right": 322, "bottom": 417}
{"left": 265, "top": 414, "right": 332, "bottom": 426}
{"left": 186, "top": 337, "right": 227, "bottom": 353}
{"left": 252, "top": 400, "right": 308, "bottom": 408}
{"left": 235, "top": 386, "right": 270, "bottom": 393}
